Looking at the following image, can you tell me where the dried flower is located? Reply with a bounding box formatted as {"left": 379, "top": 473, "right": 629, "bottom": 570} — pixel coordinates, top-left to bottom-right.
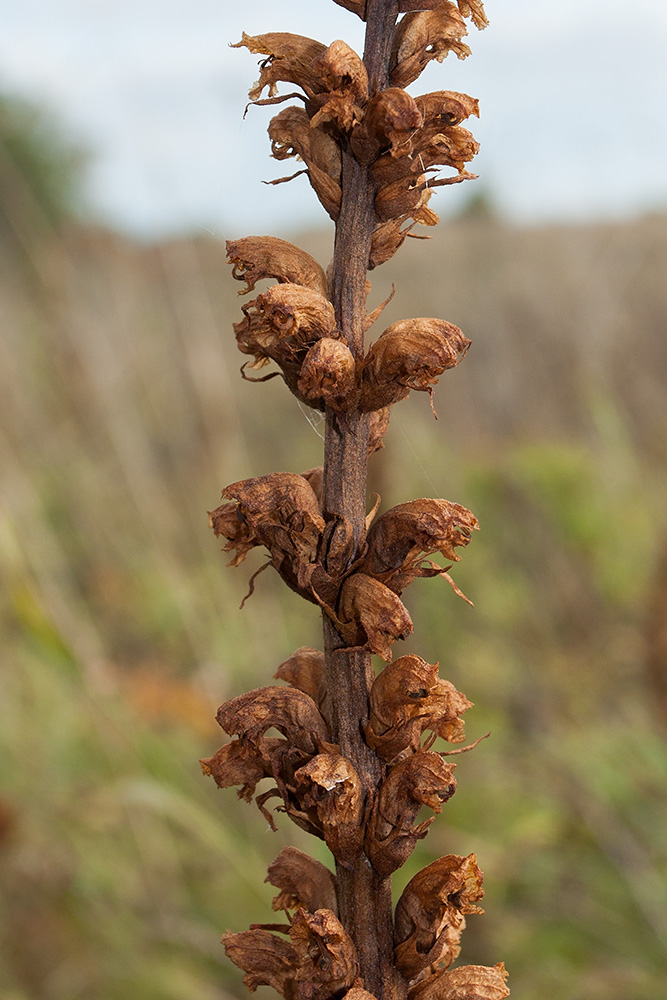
{"left": 360, "top": 319, "right": 471, "bottom": 412}
{"left": 274, "top": 647, "right": 326, "bottom": 712}
{"left": 266, "top": 846, "right": 338, "bottom": 916}
{"left": 410, "top": 962, "right": 510, "bottom": 1000}
{"left": 365, "top": 654, "right": 472, "bottom": 761}
{"left": 293, "top": 751, "right": 365, "bottom": 864}
{"left": 227, "top": 236, "right": 329, "bottom": 297}
{"left": 216, "top": 685, "right": 330, "bottom": 755}
{"left": 298, "top": 338, "right": 359, "bottom": 412}
{"left": 394, "top": 854, "right": 485, "bottom": 979}
{"left": 360, "top": 497, "right": 479, "bottom": 595}
{"left": 325, "top": 573, "right": 414, "bottom": 661}
{"left": 289, "top": 908, "right": 360, "bottom": 1000}
{"left": 232, "top": 31, "right": 328, "bottom": 101}
{"left": 366, "top": 750, "right": 457, "bottom": 876}
{"left": 268, "top": 106, "right": 342, "bottom": 219}
{"left": 391, "top": 5, "right": 471, "bottom": 88}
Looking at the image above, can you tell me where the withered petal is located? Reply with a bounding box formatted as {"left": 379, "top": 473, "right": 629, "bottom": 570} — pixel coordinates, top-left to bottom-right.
{"left": 298, "top": 338, "right": 359, "bottom": 412}
{"left": 391, "top": 4, "right": 471, "bottom": 89}
{"left": 274, "top": 646, "right": 326, "bottom": 710}
{"left": 366, "top": 654, "right": 472, "bottom": 761}
{"left": 290, "top": 908, "right": 360, "bottom": 1000}
{"left": 226, "top": 236, "right": 329, "bottom": 297}
{"left": 394, "top": 854, "right": 485, "bottom": 979}
{"left": 216, "top": 685, "right": 330, "bottom": 754}
{"left": 409, "top": 963, "right": 510, "bottom": 1000}
{"left": 360, "top": 318, "right": 470, "bottom": 412}
{"left": 360, "top": 497, "right": 479, "bottom": 594}
{"left": 266, "top": 846, "right": 338, "bottom": 915}
{"left": 221, "top": 927, "right": 299, "bottom": 998}
{"left": 233, "top": 31, "right": 328, "bottom": 101}
{"left": 366, "top": 750, "right": 457, "bottom": 876}
{"left": 335, "top": 573, "right": 414, "bottom": 661}
{"left": 294, "top": 751, "right": 365, "bottom": 864}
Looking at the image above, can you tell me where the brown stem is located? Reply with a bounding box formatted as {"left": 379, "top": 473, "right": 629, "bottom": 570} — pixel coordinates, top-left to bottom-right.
{"left": 322, "top": 3, "right": 405, "bottom": 998}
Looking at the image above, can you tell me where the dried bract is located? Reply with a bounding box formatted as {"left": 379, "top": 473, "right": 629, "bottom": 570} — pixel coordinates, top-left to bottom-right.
{"left": 361, "top": 498, "right": 479, "bottom": 594}
{"left": 227, "top": 236, "right": 329, "bottom": 297}
{"left": 220, "top": 473, "right": 325, "bottom": 580}
{"left": 366, "top": 654, "right": 472, "bottom": 761}
{"left": 351, "top": 88, "right": 422, "bottom": 165}
{"left": 410, "top": 962, "right": 510, "bottom": 1000}
{"left": 233, "top": 32, "right": 327, "bottom": 101}
{"left": 216, "top": 686, "right": 330, "bottom": 755}
{"left": 274, "top": 647, "right": 326, "bottom": 711}
{"left": 221, "top": 927, "right": 299, "bottom": 998}
{"left": 360, "top": 319, "right": 471, "bottom": 412}
{"left": 367, "top": 406, "right": 392, "bottom": 454}
{"left": 310, "top": 40, "right": 368, "bottom": 133}
{"left": 332, "top": 573, "right": 414, "bottom": 661}
{"left": 293, "top": 751, "right": 364, "bottom": 864}
{"left": 266, "top": 847, "right": 338, "bottom": 916}
{"left": 391, "top": 4, "right": 471, "bottom": 89}
{"left": 290, "top": 908, "right": 360, "bottom": 1000}
{"left": 366, "top": 750, "right": 457, "bottom": 876}
{"left": 298, "top": 338, "right": 359, "bottom": 412}
{"left": 394, "top": 854, "right": 485, "bottom": 979}
{"left": 268, "top": 106, "right": 342, "bottom": 219}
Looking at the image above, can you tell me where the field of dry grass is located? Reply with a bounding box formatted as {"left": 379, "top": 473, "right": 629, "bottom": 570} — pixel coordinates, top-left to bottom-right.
{"left": 1, "top": 206, "right": 667, "bottom": 1000}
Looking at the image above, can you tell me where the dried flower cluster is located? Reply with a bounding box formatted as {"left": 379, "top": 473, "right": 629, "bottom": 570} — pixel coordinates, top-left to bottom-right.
{"left": 203, "top": 3, "right": 508, "bottom": 1000}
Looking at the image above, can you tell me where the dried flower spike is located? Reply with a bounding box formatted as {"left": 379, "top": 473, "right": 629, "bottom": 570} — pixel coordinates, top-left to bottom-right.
{"left": 209, "top": 4, "right": 506, "bottom": 999}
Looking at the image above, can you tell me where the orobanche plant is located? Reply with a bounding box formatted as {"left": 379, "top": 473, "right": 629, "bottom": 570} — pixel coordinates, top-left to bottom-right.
{"left": 201, "top": 3, "right": 509, "bottom": 999}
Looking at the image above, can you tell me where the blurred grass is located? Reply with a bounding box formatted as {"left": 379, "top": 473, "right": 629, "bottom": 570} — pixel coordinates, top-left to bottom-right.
{"left": 2, "top": 186, "right": 667, "bottom": 1000}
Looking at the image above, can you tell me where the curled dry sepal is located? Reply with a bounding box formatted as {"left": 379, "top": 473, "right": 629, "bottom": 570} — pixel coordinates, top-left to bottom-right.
{"left": 206, "top": 2, "right": 509, "bottom": 999}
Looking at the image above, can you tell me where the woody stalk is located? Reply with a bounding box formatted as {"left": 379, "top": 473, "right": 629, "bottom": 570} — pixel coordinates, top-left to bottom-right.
{"left": 203, "top": 2, "right": 509, "bottom": 1000}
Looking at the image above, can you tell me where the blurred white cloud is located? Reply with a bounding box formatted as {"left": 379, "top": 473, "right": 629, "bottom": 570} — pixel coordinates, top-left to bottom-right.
{"left": 1, "top": 0, "right": 665, "bottom": 236}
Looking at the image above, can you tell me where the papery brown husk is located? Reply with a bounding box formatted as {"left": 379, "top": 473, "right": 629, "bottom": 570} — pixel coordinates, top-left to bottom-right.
{"left": 232, "top": 31, "right": 328, "bottom": 101}
{"left": 394, "top": 853, "right": 485, "bottom": 979}
{"left": 391, "top": 4, "right": 471, "bottom": 89}
{"left": 366, "top": 654, "right": 472, "bottom": 761}
{"left": 266, "top": 846, "right": 338, "bottom": 916}
{"left": 274, "top": 647, "right": 326, "bottom": 711}
{"left": 290, "top": 908, "right": 360, "bottom": 1000}
{"left": 221, "top": 927, "right": 300, "bottom": 998}
{"left": 350, "top": 87, "right": 422, "bottom": 165}
{"left": 227, "top": 236, "right": 329, "bottom": 297}
{"left": 298, "top": 338, "right": 359, "bottom": 412}
{"left": 234, "top": 283, "right": 338, "bottom": 373}
{"left": 220, "top": 472, "right": 324, "bottom": 570}
{"left": 366, "top": 750, "right": 457, "bottom": 876}
{"left": 329, "top": 573, "right": 414, "bottom": 661}
{"left": 360, "top": 497, "right": 479, "bottom": 593}
{"left": 268, "top": 106, "right": 342, "bottom": 219}
{"left": 309, "top": 40, "right": 368, "bottom": 133}
{"left": 409, "top": 962, "right": 510, "bottom": 1000}
{"left": 360, "top": 318, "right": 471, "bottom": 411}
{"left": 293, "top": 751, "right": 365, "bottom": 865}
{"left": 216, "top": 685, "right": 330, "bottom": 754}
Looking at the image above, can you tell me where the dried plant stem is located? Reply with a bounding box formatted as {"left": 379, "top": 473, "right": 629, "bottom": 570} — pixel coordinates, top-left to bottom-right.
{"left": 323, "top": 3, "right": 403, "bottom": 996}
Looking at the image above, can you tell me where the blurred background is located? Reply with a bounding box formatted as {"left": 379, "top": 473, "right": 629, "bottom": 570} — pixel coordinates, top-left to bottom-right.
{"left": 1, "top": 2, "right": 667, "bottom": 999}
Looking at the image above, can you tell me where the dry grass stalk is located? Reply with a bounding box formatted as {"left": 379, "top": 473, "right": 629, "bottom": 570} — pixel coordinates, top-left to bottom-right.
{"left": 203, "top": 3, "right": 508, "bottom": 999}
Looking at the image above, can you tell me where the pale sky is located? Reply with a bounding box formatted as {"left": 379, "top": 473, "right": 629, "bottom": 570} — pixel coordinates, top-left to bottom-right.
{"left": 1, "top": 0, "right": 666, "bottom": 237}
